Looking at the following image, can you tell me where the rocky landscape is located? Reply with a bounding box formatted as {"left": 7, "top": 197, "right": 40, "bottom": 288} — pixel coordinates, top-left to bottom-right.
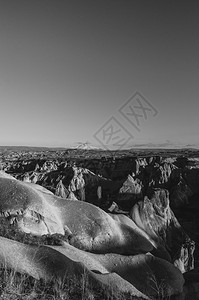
{"left": 0, "top": 147, "right": 199, "bottom": 299}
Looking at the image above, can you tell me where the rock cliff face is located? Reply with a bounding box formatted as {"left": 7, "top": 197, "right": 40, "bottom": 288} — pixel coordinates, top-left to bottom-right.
{"left": 55, "top": 180, "right": 78, "bottom": 200}
{"left": 117, "top": 175, "right": 143, "bottom": 209}
{"left": 130, "top": 188, "right": 195, "bottom": 273}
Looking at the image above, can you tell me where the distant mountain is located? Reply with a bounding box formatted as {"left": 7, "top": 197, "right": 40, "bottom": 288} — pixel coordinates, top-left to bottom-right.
{"left": 130, "top": 141, "right": 199, "bottom": 150}
{"left": 0, "top": 145, "right": 65, "bottom": 152}
{"left": 73, "top": 142, "right": 102, "bottom": 150}
{"left": 130, "top": 142, "right": 174, "bottom": 149}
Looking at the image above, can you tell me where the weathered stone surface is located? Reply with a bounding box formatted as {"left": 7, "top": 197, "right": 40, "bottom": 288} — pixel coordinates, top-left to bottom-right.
{"left": 117, "top": 174, "right": 142, "bottom": 205}
{"left": 55, "top": 180, "right": 78, "bottom": 200}
{"left": 130, "top": 188, "right": 195, "bottom": 273}
{"left": 0, "top": 236, "right": 184, "bottom": 299}
{"left": 0, "top": 173, "right": 154, "bottom": 255}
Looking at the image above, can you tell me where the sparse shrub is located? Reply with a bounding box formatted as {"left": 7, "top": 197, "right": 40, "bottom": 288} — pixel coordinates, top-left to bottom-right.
{"left": 0, "top": 266, "right": 137, "bottom": 300}
{"left": 146, "top": 271, "right": 172, "bottom": 300}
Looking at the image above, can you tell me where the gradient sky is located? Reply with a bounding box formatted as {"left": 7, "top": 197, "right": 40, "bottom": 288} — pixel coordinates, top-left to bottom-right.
{"left": 0, "top": 0, "right": 198, "bottom": 149}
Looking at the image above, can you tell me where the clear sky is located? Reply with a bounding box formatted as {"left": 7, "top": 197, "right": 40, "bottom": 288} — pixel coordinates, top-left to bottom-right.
{"left": 0, "top": 0, "right": 198, "bottom": 149}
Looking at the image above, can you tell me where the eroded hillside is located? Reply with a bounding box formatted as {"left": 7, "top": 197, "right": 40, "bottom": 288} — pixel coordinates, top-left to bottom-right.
{"left": 0, "top": 147, "right": 199, "bottom": 299}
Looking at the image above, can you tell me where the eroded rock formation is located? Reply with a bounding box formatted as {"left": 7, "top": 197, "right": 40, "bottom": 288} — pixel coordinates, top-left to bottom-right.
{"left": 130, "top": 188, "right": 195, "bottom": 273}
{"left": 0, "top": 152, "right": 198, "bottom": 298}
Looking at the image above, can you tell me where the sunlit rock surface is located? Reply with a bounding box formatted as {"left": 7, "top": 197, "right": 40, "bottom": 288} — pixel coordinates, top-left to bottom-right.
{"left": 0, "top": 236, "right": 184, "bottom": 299}
{"left": 0, "top": 173, "right": 154, "bottom": 255}
{"left": 130, "top": 188, "right": 195, "bottom": 273}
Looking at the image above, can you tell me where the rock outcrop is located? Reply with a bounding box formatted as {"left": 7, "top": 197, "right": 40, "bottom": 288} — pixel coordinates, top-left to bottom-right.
{"left": 0, "top": 173, "right": 154, "bottom": 255}
{"left": 117, "top": 174, "right": 143, "bottom": 208}
{"left": 0, "top": 236, "right": 184, "bottom": 299}
{"left": 55, "top": 180, "right": 78, "bottom": 200}
{"left": 130, "top": 188, "right": 195, "bottom": 273}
